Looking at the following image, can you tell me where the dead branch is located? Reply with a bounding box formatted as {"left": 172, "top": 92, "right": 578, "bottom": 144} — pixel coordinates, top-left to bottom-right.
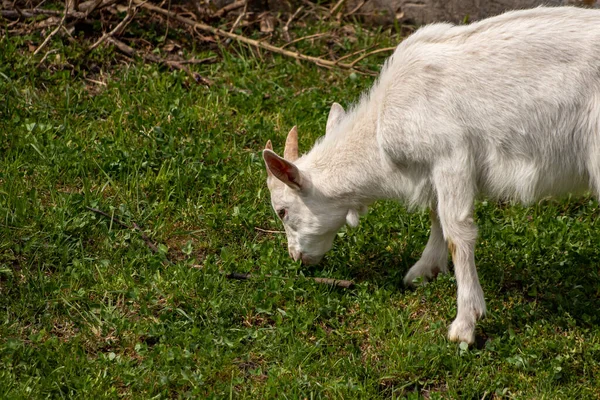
{"left": 226, "top": 272, "right": 355, "bottom": 289}
{"left": 135, "top": 0, "right": 377, "bottom": 75}
{"left": 214, "top": 0, "right": 245, "bottom": 18}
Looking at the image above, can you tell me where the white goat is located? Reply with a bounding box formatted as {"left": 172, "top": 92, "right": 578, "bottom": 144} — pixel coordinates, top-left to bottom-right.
{"left": 262, "top": 6, "right": 600, "bottom": 344}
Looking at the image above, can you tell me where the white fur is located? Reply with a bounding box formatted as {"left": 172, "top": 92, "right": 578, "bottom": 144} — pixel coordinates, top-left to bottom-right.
{"left": 263, "top": 6, "right": 600, "bottom": 344}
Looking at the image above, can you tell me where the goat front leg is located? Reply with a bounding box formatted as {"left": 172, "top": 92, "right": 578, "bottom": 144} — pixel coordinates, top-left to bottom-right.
{"left": 403, "top": 209, "right": 449, "bottom": 286}
{"left": 444, "top": 219, "right": 485, "bottom": 344}
{"left": 434, "top": 162, "right": 486, "bottom": 344}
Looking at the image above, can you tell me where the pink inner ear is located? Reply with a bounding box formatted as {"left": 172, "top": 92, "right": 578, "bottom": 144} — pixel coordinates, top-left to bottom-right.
{"left": 264, "top": 150, "right": 302, "bottom": 190}
{"left": 271, "top": 157, "right": 298, "bottom": 185}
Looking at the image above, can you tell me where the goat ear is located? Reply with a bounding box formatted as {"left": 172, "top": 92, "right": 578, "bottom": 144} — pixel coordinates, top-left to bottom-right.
{"left": 263, "top": 149, "right": 304, "bottom": 191}
{"left": 346, "top": 208, "right": 360, "bottom": 228}
{"left": 326, "top": 103, "right": 345, "bottom": 134}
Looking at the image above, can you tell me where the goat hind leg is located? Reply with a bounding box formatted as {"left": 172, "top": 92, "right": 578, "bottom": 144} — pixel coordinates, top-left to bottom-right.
{"left": 403, "top": 209, "right": 449, "bottom": 287}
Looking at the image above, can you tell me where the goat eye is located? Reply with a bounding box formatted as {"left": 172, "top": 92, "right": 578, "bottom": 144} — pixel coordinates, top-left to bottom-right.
{"left": 277, "top": 209, "right": 287, "bottom": 219}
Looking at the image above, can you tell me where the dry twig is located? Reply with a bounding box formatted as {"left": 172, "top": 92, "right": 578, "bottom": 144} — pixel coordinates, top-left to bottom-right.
{"left": 37, "top": 48, "right": 59, "bottom": 66}
{"left": 281, "top": 32, "right": 329, "bottom": 49}
{"left": 349, "top": 46, "right": 395, "bottom": 67}
{"left": 346, "top": 0, "right": 366, "bottom": 16}
{"left": 214, "top": 0, "right": 245, "bottom": 18}
{"left": 254, "top": 227, "right": 284, "bottom": 234}
{"left": 329, "top": 0, "right": 346, "bottom": 17}
{"left": 88, "top": 0, "right": 135, "bottom": 51}
{"left": 283, "top": 6, "right": 303, "bottom": 41}
{"left": 229, "top": 0, "right": 247, "bottom": 33}
{"left": 336, "top": 43, "right": 376, "bottom": 63}
{"left": 33, "top": 4, "right": 68, "bottom": 56}
{"left": 85, "top": 77, "right": 107, "bottom": 86}
{"left": 61, "top": 25, "right": 78, "bottom": 44}
{"left": 226, "top": 272, "right": 355, "bottom": 289}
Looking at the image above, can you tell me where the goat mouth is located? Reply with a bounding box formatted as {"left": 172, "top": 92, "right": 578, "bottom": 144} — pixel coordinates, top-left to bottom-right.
{"left": 289, "top": 249, "right": 323, "bottom": 265}
{"left": 300, "top": 254, "right": 322, "bottom": 265}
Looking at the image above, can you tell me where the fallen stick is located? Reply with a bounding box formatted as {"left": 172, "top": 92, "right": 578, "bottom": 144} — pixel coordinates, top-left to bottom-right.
{"left": 134, "top": 0, "right": 378, "bottom": 76}
{"left": 349, "top": 47, "right": 396, "bottom": 67}
{"left": 226, "top": 272, "right": 355, "bottom": 289}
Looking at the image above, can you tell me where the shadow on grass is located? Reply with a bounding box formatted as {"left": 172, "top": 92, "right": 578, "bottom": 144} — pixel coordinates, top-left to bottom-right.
{"left": 479, "top": 251, "right": 600, "bottom": 341}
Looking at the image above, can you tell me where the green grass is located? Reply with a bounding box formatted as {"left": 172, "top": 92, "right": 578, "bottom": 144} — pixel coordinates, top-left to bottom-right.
{"left": 1, "top": 22, "right": 600, "bottom": 399}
